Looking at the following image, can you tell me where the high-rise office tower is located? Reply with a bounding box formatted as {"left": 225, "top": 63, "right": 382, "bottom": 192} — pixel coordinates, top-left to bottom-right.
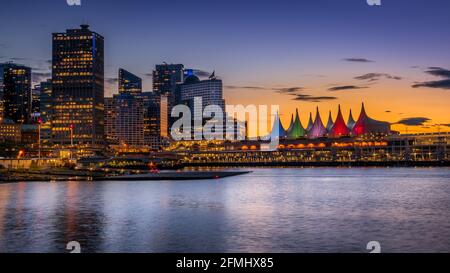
{"left": 113, "top": 93, "right": 144, "bottom": 146}
{"left": 178, "top": 71, "right": 227, "bottom": 140}
{"left": 0, "top": 65, "right": 4, "bottom": 122}
{"left": 135, "top": 92, "right": 168, "bottom": 150}
{"left": 118, "top": 68, "right": 142, "bottom": 94}
{"left": 179, "top": 72, "right": 225, "bottom": 113}
{"left": 152, "top": 63, "right": 184, "bottom": 96}
{"left": 0, "top": 63, "right": 32, "bottom": 124}
{"left": 51, "top": 24, "right": 105, "bottom": 146}
{"left": 153, "top": 63, "right": 184, "bottom": 133}
{"left": 104, "top": 97, "right": 117, "bottom": 145}
{"left": 39, "top": 79, "right": 52, "bottom": 143}
{"left": 31, "top": 84, "right": 41, "bottom": 116}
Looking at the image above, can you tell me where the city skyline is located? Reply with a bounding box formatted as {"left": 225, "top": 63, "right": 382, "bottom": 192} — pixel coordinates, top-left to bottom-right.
{"left": 1, "top": 0, "right": 450, "bottom": 134}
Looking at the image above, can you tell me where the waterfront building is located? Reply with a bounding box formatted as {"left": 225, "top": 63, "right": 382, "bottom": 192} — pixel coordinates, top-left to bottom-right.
{"left": 31, "top": 84, "right": 41, "bottom": 116}
{"left": 51, "top": 24, "right": 105, "bottom": 146}
{"left": 153, "top": 63, "right": 184, "bottom": 96}
{"left": 153, "top": 63, "right": 184, "bottom": 131}
{"left": 351, "top": 103, "right": 390, "bottom": 136}
{"left": 178, "top": 72, "right": 228, "bottom": 140}
{"left": 329, "top": 105, "right": 350, "bottom": 138}
{"left": 0, "top": 119, "right": 21, "bottom": 143}
{"left": 39, "top": 79, "right": 52, "bottom": 143}
{"left": 0, "top": 63, "right": 32, "bottom": 124}
{"left": 179, "top": 73, "right": 225, "bottom": 114}
{"left": 113, "top": 93, "right": 145, "bottom": 146}
{"left": 104, "top": 97, "right": 118, "bottom": 145}
{"left": 136, "top": 92, "right": 168, "bottom": 149}
{"left": 21, "top": 124, "right": 39, "bottom": 144}
{"left": 167, "top": 132, "right": 449, "bottom": 165}
{"left": 0, "top": 66, "right": 3, "bottom": 122}
{"left": 308, "top": 107, "right": 327, "bottom": 139}
{"left": 119, "top": 68, "right": 142, "bottom": 94}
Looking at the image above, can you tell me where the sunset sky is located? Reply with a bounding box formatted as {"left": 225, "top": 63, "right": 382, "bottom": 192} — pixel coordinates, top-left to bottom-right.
{"left": 1, "top": 0, "right": 449, "bottom": 133}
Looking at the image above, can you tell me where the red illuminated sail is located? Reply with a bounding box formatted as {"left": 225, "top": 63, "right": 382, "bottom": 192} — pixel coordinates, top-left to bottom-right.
{"left": 330, "top": 105, "right": 350, "bottom": 137}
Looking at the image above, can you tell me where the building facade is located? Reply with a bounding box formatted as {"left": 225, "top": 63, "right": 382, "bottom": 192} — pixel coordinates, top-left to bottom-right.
{"left": 136, "top": 92, "right": 168, "bottom": 149}
{"left": 119, "top": 68, "right": 142, "bottom": 94}
{"left": 106, "top": 93, "right": 144, "bottom": 146}
{"left": 0, "top": 63, "right": 32, "bottom": 124}
{"left": 39, "top": 79, "right": 52, "bottom": 143}
{"left": 51, "top": 24, "right": 105, "bottom": 146}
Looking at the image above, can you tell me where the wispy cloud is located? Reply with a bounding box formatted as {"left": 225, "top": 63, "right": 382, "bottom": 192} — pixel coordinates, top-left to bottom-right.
{"left": 412, "top": 67, "right": 450, "bottom": 90}
{"left": 225, "top": 85, "right": 266, "bottom": 90}
{"left": 106, "top": 78, "right": 118, "bottom": 85}
{"left": 32, "top": 72, "right": 51, "bottom": 83}
{"left": 225, "top": 85, "right": 335, "bottom": 102}
{"left": 342, "top": 58, "right": 374, "bottom": 63}
{"left": 291, "top": 94, "right": 337, "bottom": 102}
{"left": 354, "top": 73, "right": 402, "bottom": 82}
{"left": 328, "top": 85, "right": 368, "bottom": 91}
{"left": 396, "top": 117, "right": 431, "bottom": 126}
{"left": 275, "top": 87, "right": 304, "bottom": 94}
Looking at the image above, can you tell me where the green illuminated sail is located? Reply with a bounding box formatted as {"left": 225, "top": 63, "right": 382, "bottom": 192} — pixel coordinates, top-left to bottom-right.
{"left": 287, "top": 108, "right": 306, "bottom": 139}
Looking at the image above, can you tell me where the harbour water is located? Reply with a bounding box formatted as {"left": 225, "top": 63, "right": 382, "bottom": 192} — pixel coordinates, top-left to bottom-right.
{"left": 0, "top": 167, "right": 449, "bottom": 253}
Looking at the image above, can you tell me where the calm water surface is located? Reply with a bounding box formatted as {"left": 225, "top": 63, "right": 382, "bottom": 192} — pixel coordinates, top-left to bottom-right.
{"left": 0, "top": 167, "right": 449, "bottom": 253}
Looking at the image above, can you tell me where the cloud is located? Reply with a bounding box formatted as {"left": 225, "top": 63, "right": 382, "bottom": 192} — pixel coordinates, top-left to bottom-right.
{"left": 328, "top": 85, "right": 368, "bottom": 91}
{"left": 10, "top": 57, "right": 29, "bottom": 61}
{"left": 412, "top": 80, "right": 450, "bottom": 89}
{"left": 32, "top": 72, "right": 51, "bottom": 83}
{"left": 354, "top": 73, "right": 402, "bottom": 82}
{"left": 225, "top": 85, "right": 334, "bottom": 102}
{"left": 225, "top": 85, "right": 266, "bottom": 90}
{"left": 396, "top": 117, "right": 431, "bottom": 126}
{"left": 412, "top": 67, "right": 450, "bottom": 90}
{"left": 291, "top": 94, "right": 337, "bottom": 102}
{"left": 385, "top": 110, "right": 391, "bottom": 113}
{"left": 439, "top": 124, "right": 450, "bottom": 127}
{"left": 225, "top": 85, "right": 304, "bottom": 94}
{"left": 343, "top": 58, "right": 374, "bottom": 63}
{"left": 425, "top": 67, "right": 450, "bottom": 78}
{"left": 275, "top": 87, "right": 304, "bottom": 94}
{"left": 106, "top": 78, "right": 118, "bottom": 85}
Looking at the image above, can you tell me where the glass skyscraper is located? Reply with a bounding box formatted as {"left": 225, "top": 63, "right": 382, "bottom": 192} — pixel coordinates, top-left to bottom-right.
{"left": 0, "top": 63, "right": 32, "bottom": 124}
{"left": 119, "top": 68, "right": 142, "bottom": 94}
{"left": 51, "top": 24, "right": 105, "bottom": 146}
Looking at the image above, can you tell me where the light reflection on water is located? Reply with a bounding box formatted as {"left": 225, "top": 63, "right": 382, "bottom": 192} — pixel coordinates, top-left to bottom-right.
{"left": 0, "top": 167, "right": 449, "bottom": 253}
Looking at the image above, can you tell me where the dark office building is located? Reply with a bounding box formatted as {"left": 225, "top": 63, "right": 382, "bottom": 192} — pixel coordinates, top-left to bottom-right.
{"left": 0, "top": 63, "right": 32, "bottom": 124}
{"left": 39, "top": 79, "right": 52, "bottom": 142}
{"left": 119, "top": 68, "right": 142, "bottom": 94}
{"left": 153, "top": 63, "right": 184, "bottom": 132}
{"left": 51, "top": 24, "right": 105, "bottom": 146}
{"left": 135, "top": 92, "right": 168, "bottom": 149}
{"left": 31, "top": 84, "right": 41, "bottom": 116}
{"left": 152, "top": 63, "right": 184, "bottom": 96}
